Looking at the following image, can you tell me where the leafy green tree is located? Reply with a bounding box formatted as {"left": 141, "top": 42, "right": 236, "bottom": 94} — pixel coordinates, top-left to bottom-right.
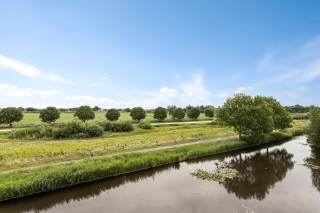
{"left": 262, "top": 96, "right": 292, "bottom": 130}
{"left": 204, "top": 109, "right": 214, "bottom": 118}
{"left": 172, "top": 107, "right": 185, "bottom": 121}
{"left": 308, "top": 108, "right": 320, "bottom": 145}
{"left": 105, "top": 108, "right": 120, "bottom": 121}
{"left": 216, "top": 93, "right": 274, "bottom": 142}
{"left": 130, "top": 107, "right": 146, "bottom": 121}
{"left": 74, "top": 105, "right": 95, "bottom": 122}
{"left": 167, "top": 105, "right": 176, "bottom": 115}
{"left": 0, "top": 107, "right": 24, "bottom": 127}
{"left": 39, "top": 106, "right": 60, "bottom": 123}
{"left": 187, "top": 107, "right": 200, "bottom": 119}
{"left": 153, "top": 106, "right": 167, "bottom": 121}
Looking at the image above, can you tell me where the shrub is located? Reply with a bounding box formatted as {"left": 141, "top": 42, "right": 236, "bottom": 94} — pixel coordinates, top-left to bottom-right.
{"left": 205, "top": 109, "right": 214, "bottom": 118}
{"left": 65, "top": 120, "right": 86, "bottom": 135}
{"left": 85, "top": 125, "right": 104, "bottom": 137}
{"left": 98, "top": 121, "right": 134, "bottom": 132}
{"left": 105, "top": 108, "right": 121, "bottom": 121}
{"left": 9, "top": 125, "right": 53, "bottom": 139}
{"left": 138, "top": 121, "right": 152, "bottom": 129}
{"left": 52, "top": 127, "right": 70, "bottom": 139}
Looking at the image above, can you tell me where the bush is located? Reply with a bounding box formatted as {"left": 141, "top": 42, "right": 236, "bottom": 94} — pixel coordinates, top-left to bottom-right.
{"left": 105, "top": 108, "right": 121, "bottom": 121}
{"left": 98, "top": 121, "right": 134, "bottom": 132}
{"left": 65, "top": 120, "right": 86, "bottom": 135}
{"left": 52, "top": 127, "right": 70, "bottom": 139}
{"left": 205, "top": 109, "right": 214, "bottom": 118}
{"left": 138, "top": 121, "right": 152, "bottom": 129}
{"left": 85, "top": 125, "right": 104, "bottom": 137}
{"left": 9, "top": 125, "right": 53, "bottom": 139}
{"left": 153, "top": 107, "right": 167, "bottom": 121}
{"left": 187, "top": 107, "right": 200, "bottom": 119}
{"left": 130, "top": 107, "right": 146, "bottom": 121}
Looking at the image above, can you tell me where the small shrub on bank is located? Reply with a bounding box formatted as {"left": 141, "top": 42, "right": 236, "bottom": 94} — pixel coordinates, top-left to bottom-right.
{"left": 52, "top": 127, "right": 70, "bottom": 139}
{"left": 98, "top": 121, "right": 134, "bottom": 132}
{"left": 85, "top": 125, "right": 104, "bottom": 137}
{"left": 9, "top": 125, "right": 53, "bottom": 139}
{"left": 138, "top": 121, "right": 152, "bottom": 129}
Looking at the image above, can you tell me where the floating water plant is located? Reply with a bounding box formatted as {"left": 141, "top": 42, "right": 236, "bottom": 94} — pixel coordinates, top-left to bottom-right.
{"left": 190, "top": 161, "right": 238, "bottom": 182}
{"left": 299, "top": 163, "right": 320, "bottom": 169}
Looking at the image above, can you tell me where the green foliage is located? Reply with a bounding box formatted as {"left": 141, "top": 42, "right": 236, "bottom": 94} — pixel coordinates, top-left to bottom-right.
{"left": 204, "top": 109, "right": 214, "bottom": 118}
{"left": 98, "top": 120, "right": 134, "bottom": 132}
{"left": 64, "top": 119, "right": 87, "bottom": 135}
{"left": 130, "top": 107, "right": 146, "bottom": 121}
{"left": 9, "top": 125, "right": 53, "bottom": 139}
{"left": 308, "top": 108, "right": 320, "bottom": 145}
{"left": 187, "top": 107, "right": 201, "bottom": 119}
{"left": 153, "top": 107, "right": 167, "bottom": 121}
{"left": 105, "top": 108, "right": 120, "bottom": 121}
{"left": 172, "top": 108, "right": 186, "bottom": 121}
{"left": 39, "top": 106, "right": 60, "bottom": 123}
{"left": 74, "top": 106, "right": 95, "bottom": 122}
{"left": 216, "top": 94, "right": 274, "bottom": 143}
{"left": 292, "top": 113, "right": 309, "bottom": 120}
{"left": 52, "top": 127, "right": 70, "bottom": 139}
{"left": 138, "top": 121, "right": 153, "bottom": 129}
{"left": 85, "top": 124, "right": 104, "bottom": 137}
{"left": 167, "top": 105, "right": 176, "bottom": 115}
{"left": 0, "top": 107, "right": 24, "bottom": 126}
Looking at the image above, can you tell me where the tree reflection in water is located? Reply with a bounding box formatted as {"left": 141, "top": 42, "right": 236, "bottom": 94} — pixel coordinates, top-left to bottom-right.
{"left": 304, "top": 147, "right": 320, "bottom": 192}
{"left": 221, "top": 148, "right": 294, "bottom": 201}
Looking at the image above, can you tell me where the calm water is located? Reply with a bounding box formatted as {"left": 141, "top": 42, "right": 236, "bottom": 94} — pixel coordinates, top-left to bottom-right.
{"left": 1, "top": 135, "right": 320, "bottom": 213}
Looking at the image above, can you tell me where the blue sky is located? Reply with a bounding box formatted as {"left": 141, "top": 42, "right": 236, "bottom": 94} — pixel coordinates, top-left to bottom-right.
{"left": 1, "top": 1, "right": 320, "bottom": 109}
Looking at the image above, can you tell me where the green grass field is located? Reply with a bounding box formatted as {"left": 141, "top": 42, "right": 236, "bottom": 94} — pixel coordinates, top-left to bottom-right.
{"left": 9, "top": 111, "right": 209, "bottom": 126}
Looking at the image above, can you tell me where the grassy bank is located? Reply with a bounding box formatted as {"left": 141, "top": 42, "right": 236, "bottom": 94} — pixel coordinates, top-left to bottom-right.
{"left": 0, "top": 125, "right": 307, "bottom": 201}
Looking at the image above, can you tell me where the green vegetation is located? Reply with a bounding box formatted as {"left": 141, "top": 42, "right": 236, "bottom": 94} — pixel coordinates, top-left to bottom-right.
{"left": 0, "top": 107, "right": 24, "bottom": 127}
{"left": 74, "top": 106, "right": 95, "bottom": 122}
{"left": 0, "top": 124, "right": 307, "bottom": 201}
{"left": 153, "top": 106, "right": 167, "bottom": 121}
{"left": 187, "top": 107, "right": 201, "bottom": 119}
{"left": 216, "top": 94, "right": 293, "bottom": 143}
{"left": 130, "top": 107, "right": 146, "bottom": 121}
{"left": 98, "top": 120, "right": 134, "bottom": 132}
{"left": 308, "top": 108, "right": 320, "bottom": 145}
{"left": 172, "top": 107, "right": 186, "bottom": 121}
{"left": 105, "top": 108, "right": 120, "bottom": 121}
{"left": 39, "top": 107, "right": 60, "bottom": 123}
{"left": 138, "top": 121, "right": 152, "bottom": 129}
{"left": 205, "top": 109, "right": 214, "bottom": 118}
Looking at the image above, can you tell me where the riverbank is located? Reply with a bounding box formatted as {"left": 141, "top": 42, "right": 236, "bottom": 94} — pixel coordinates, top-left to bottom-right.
{"left": 0, "top": 126, "right": 307, "bottom": 201}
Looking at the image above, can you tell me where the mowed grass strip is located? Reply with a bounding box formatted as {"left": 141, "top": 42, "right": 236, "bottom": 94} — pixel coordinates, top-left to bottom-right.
{"left": 0, "top": 138, "right": 247, "bottom": 201}
{"left": 0, "top": 124, "right": 236, "bottom": 171}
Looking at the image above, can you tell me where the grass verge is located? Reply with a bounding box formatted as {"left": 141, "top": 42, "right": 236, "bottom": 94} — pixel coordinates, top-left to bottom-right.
{"left": 0, "top": 126, "right": 306, "bottom": 201}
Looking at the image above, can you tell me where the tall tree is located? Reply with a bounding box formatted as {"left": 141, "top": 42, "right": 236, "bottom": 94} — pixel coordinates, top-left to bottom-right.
{"left": 105, "top": 108, "right": 121, "bottom": 121}
{"left": 39, "top": 106, "right": 60, "bottom": 123}
{"left": 130, "top": 107, "right": 146, "bottom": 121}
{"left": 74, "top": 106, "right": 95, "bottom": 122}
{"left": 167, "top": 105, "right": 176, "bottom": 115}
{"left": 153, "top": 107, "right": 167, "bottom": 121}
{"left": 308, "top": 108, "right": 320, "bottom": 145}
{"left": 0, "top": 107, "right": 24, "bottom": 126}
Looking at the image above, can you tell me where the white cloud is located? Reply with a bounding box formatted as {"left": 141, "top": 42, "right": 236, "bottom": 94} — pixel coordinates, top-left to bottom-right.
{"left": 101, "top": 77, "right": 108, "bottom": 80}
{"left": 258, "top": 53, "right": 272, "bottom": 69}
{"left": 234, "top": 86, "right": 253, "bottom": 93}
{"left": 179, "top": 74, "right": 211, "bottom": 104}
{"left": 136, "top": 87, "right": 179, "bottom": 108}
{"left": 0, "top": 84, "right": 57, "bottom": 97}
{"left": 174, "top": 75, "right": 180, "bottom": 79}
{"left": 0, "top": 98, "right": 11, "bottom": 102}
{"left": 215, "top": 92, "right": 229, "bottom": 98}
{"left": 0, "top": 54, "right": 71, "bottom": 83}
{"left": 65, "top": 95, "right": 120, "bottom": 104}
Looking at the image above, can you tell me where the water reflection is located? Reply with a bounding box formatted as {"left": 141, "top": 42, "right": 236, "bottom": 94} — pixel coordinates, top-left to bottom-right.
{"left": 221, "top": 148, "right": 294, "bottom": 201}
{"left": 304, "top": 147, "right": 320, "bottom": 192}
{"left": 0, "top": 164, "right": 180, "bottom": 213}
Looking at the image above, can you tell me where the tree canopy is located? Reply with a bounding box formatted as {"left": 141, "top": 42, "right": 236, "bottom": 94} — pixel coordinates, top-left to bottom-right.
{"left": 130, "top": 107, "right": 146, "bottom": 121}
{"left": 105, "top": 108, "right": 121, "bottom": 121}
{"left": 187, "top": 107, "right": 200, "bottom": 119}
{"left": 216, "top": 93, "right": 291, "bottom": 143}
{"left": 0, "top": 107, "right": 24, "bottom": 126}
{"left": 204, "top": 109, "right": 214, "bottom": 118}
{"left": 74, "top": 105, "right": 95, "bottom": 122}
{"left": 153, "top": 106, "right": 167, "bottom": 121}
{"left": 172, "top": 108, "right": 185, "bottom": 121}
{"left": 308, "top": 108, "right": 320, "bottom": 145}
{"left": 39, "top": 106, "right": 60, "bottom": 123}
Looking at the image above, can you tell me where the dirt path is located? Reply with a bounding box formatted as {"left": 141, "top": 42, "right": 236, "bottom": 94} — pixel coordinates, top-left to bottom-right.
{"left": 0, "top": 135, "right": 237, "bottom": 174}
{"left": 0, "top": 129, "right": 12, "bottom": 132}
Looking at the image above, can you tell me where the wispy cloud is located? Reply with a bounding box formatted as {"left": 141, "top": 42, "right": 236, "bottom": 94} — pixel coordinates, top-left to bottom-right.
{"left": 0, "top": 54, "right": 71, "bottom": 83}
{"left": 0, "top": 84, "right": 57, "bottom": 97}
{"left": 101, "top": 77, "right": 108, "bottom": 80}
{"left": 174, "top": 75, "right": 180, "bottom": 79}
{"left": 215, "top": 92, "right": 229, "bottom": 98}
{"left": 234, "top": 86, "right": 253, "bottom": 93}
{"left": 258, "top": 53, "right": 272, "bottom": 69}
